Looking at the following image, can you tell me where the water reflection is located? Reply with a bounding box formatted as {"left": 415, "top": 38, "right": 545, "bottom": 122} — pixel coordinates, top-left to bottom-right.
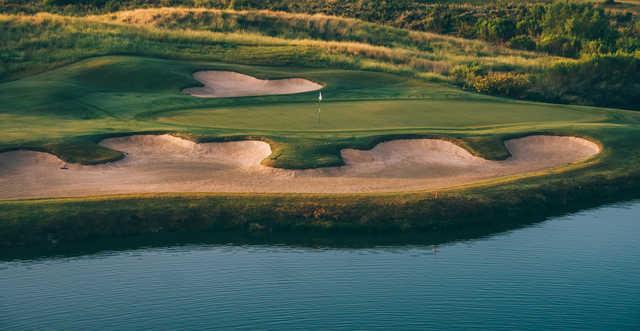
{"left": 5, "top": 194, "right": 640, "bottom": 262}
{"left": 2, "top": 201, "right": 639, "bottom": 330}
{"left": 0, "top": 200, "right": 612, "bottom": 261}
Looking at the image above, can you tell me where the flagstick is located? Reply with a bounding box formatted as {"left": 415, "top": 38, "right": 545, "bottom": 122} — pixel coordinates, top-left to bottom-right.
{"left": 317, "top": 91, "right": 322, "bottom": 125}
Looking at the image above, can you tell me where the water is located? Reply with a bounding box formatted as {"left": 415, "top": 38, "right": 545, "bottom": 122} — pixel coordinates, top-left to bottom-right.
{"left": 2, "top": 202, "right": 640, "bottom": 330}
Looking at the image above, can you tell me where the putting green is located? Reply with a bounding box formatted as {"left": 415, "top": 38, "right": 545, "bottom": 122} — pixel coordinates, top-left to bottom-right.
{"left": 157, "top": 100, "right": 606, "bottom": 132}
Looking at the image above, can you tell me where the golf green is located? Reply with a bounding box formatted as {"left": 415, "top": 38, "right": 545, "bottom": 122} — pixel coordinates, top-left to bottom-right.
{"left": 157, "top": 100, "right": 606, "bottom": 133}
{"left": 0, "top": 55, "right": 618, "bottom": 165}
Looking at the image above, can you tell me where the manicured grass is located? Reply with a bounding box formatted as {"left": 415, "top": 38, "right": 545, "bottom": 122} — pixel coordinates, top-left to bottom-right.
{"left": 0, "top": 55, "right": 621, "bottom": 167}
{"left": 3, "top": 55, "right": 640, "bottom": 246}
{"left": 158, "top": 100, "right": 605, "bottom": 132}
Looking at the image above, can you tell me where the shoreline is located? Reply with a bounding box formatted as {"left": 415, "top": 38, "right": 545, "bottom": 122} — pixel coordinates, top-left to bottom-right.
{"left": 2, "top": 159, "right": 639, "bottom": 248}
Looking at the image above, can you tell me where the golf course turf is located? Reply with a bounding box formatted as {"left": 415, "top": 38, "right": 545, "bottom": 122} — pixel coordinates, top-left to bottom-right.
{"left": 2, "top": 55, "right": 640, "bottom": 246}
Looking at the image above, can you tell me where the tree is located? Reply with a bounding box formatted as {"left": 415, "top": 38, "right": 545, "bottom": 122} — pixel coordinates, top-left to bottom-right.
{"left": 539, "top": 2, "right": 618, "bottom": 57}
{"left": 477, "top": 18, "right": 516, "bottom": 42}
{"left": 423, "top": 5, "right": 454, "bottom": 34}
{"left": 536, "top": 55, "right": 640, "bottom": 109}
{"left": 355, "top": 0, "right": 412, "bottom": 23}
{"left": 539, "top": 34, "right": 581, "bottom": 57}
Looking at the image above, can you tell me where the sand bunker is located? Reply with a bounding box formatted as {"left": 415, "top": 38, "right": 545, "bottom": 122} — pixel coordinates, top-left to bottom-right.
{"left": 183, "top": 71, "right": 323, "bottom": 98}
{"left": 0, "top": 135, "right": 600, "bottom": 199}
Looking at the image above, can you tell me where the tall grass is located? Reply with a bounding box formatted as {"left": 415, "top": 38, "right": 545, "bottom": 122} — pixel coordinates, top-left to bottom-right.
{"left": 98, "top": 8, "right": 558, "bottom": 64}
{"left": 97, "top": 8, "right": 526, "bottom": 54}
{"left": 0, "top": 9, "right": 563, "bottom": 81}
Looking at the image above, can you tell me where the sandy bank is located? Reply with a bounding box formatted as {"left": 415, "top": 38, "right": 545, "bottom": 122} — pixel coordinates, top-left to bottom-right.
{"left": 0, "top": 135, "right": 600, "bottom": 199}
{"left": 183, "top": 71, "right": 323, "bottom": 98}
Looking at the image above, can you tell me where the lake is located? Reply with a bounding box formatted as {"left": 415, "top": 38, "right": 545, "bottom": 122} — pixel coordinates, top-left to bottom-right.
{"left": 2, "top": 201, "right": 640, "bottom": 330}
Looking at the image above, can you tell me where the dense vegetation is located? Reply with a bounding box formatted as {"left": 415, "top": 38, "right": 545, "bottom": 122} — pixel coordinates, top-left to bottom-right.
{"left": 452, "top": 54, "right": 640, "bottom": 108}
{"left": 3, "top": 0, "right": 639, "bottom": 57}
{"left": 535, "top": 55, "right": 640, "bottom": 108}
{"left": 0, "top": 10, "right": 552, "bottom": 81}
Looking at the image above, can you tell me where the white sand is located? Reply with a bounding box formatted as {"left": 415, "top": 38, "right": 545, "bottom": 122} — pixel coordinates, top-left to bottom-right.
{"left": 0, "top": 134, "right": 600, "bottom": 199}
{"left": 183, "top": 71, "right": 323, "bottom": 98}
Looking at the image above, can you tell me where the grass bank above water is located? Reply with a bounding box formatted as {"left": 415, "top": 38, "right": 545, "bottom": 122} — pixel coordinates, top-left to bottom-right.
{"left": 2, "top": 159, "right": 640, "bottom": 248}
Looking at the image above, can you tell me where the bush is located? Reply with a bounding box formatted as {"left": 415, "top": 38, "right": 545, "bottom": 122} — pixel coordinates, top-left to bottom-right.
{"left": 539, "top": 34, "right": 581, "bottom": 57}
{"left": 508, "top": 35, "right": 536, "bottom": 51}
{"left": 470, "top": 72, "right": 532, "bottom": 98}
{"left": 448, "top": 63, "right": 482, "bottom": 87}
{"left": 580, "top": 40, "right": 610, "bottom": 56}
{"left": 477, "top": 18, "right": 517, "bottom": 42}
{"left": 616, "top": 35, "right": 640, "bottom": 54}
{"left": 534, "top": 54, "right": 640, "bottom": 109}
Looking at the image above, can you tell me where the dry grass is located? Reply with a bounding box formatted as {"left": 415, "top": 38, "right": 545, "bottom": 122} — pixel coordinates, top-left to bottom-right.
{"left": 1, "top": 8, "right": 568, "bottom": 82}
{"left": 91, "top": 8, "right": 564, "bottom": 72}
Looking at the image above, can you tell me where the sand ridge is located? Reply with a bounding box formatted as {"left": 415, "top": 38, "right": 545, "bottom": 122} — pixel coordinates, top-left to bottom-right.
{"left": 183, "top": 71, "right": 323, "bottom": 98}
{"left": 0, "top": 134, "right": 601, "bottom": 199}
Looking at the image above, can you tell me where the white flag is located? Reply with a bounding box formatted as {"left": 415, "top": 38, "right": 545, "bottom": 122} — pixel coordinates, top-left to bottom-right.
{"left": 318, "top": 91, "right": 323, "bottom": 102}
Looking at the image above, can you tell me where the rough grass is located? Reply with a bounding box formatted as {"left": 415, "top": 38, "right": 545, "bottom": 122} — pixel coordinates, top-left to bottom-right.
{"left": 97, "top": 8, "right": 542, "bottom": 58}
{"left": 0, "top": 9, "right": 563, "bottom": 83}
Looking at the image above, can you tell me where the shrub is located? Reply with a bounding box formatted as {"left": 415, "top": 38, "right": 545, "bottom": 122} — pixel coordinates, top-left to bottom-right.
{"left": 476, "top": 18, "right": 517, "bottom": 42}
{"left": 616, "top": 35, "right": 640, "bottom": 54}
{"left": 470, "top": 72, "right": 532, "bottom": 98}
{"left": 539, "top": 34, "right": 581, "bottom": 57}
{"left": 448, "top": 63, "right": 482, "bottom": 87}
{"left": 534, "top": 54, "right": 640, "bottom": 109}
{"left": 507, "top": 35, "right": 536, "bottom": 51}
{"left": 580, "top": 40, "right": 610, "bottom": 56}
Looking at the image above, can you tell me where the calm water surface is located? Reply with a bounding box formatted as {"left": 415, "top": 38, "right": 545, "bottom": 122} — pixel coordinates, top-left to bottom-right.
{"left": 2, "top": 201, "right": 640, "bottom": 330}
